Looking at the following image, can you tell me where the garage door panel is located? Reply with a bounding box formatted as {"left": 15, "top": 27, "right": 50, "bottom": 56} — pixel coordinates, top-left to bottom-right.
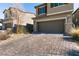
{"left": 37, "top": 20, "right": 64, "bottom": 33}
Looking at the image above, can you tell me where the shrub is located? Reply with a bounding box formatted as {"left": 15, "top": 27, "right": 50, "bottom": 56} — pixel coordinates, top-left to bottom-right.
{"left": 7, "top": 28, "right": 12, "bottom": 34}
{"left": 70, "top": 28, "right": 79, "bottom": 41}
{"left": 26, "top": 24, "right": 33, "bottom": 33}
{"left": 0, "top": 31, "right": 10, "bottom": 40}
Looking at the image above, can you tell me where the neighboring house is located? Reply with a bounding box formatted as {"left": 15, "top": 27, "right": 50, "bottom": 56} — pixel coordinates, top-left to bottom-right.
{"left": 0, "top": 19, "right": 4, "bottom": 30}
{"left": 72, "top": 8, "right": 79, "bottom": 28}
{"left": 3, "top": 7, "right": 35, "bottom": 33}
{"left": 33, "top": 3, "right": 73, "bottom": 34}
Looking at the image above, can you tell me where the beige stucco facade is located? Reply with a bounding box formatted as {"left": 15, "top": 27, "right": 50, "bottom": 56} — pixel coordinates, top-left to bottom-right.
{"left": 47, "top": 3, "right": 73, "bottom": 15}
{"left": 33, "top": 12, "right": 73, "bottom": 34}
{"left": 3, "top": 7, "right": 35, "bottom": 33}
{"left": 12, "top": 12, "right": 35, "bottom": 26}
{"left": 3, "top": 7, "right": 35, "bottom": 27}
{"left": 33, "top": 3, "right": 74, "bottom": 34}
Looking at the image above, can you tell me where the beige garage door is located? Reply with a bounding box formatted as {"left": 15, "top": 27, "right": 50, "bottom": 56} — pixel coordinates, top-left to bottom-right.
{"left": 37, "top": 19, "right": 65, "bottom": 33}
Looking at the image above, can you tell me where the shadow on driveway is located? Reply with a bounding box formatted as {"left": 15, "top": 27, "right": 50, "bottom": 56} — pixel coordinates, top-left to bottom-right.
{"left": 63, "top": 36, "right": 74, "bottom": 42}
{"left": 67, "top": 49, "right": 79, "bottom": 56}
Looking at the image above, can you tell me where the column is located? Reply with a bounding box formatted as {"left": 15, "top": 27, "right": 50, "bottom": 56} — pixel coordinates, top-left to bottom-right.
{"left": 65, "top": 15, "right": 73, "bottom": 35}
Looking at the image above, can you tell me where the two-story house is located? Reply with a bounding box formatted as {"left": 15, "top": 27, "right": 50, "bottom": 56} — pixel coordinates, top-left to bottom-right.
{"left": 33, "top": 3, "right": 73, "bottom": 34}
{"left": 3, "top": 7, "right": 35, "bottom": 33}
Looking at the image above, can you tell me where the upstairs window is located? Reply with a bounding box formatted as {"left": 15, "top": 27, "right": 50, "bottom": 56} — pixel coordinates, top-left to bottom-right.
{"left": 50, "top": 3, "right": 64, "bottom": 8}
{"left": 12, "top": 13, "right": 17, "bottom": 17}
{"left": 59, "top": 3, "right": 64, "bottom": 5}
{"left": 5, "top": 13, "right": 7, "bottom": 18}
{"left": 38, "top": 6, "right": 46, "bottom": 15}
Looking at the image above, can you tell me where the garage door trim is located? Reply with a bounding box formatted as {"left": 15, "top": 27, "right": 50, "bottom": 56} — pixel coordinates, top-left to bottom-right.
{"left": 37, "top": 19, "right": 65, "bottom": 34}
{"left": 36, "top": 17, "right": 66, "bottom": 22}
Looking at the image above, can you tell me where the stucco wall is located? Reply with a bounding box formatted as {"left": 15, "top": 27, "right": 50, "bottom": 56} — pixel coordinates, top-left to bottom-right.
{"left": 13, "top": 12, "right": 35, "bottom": 26}
{"left": 33, "top": 12, "right": 73, "bottom": 34}
{"left": 47, "top": 3, "right": 73, "bottom": 15}
{"left": 8, "top": 8, "right": 35, "bottom": 25}
{"left": 34, "top": 12, "right": 72, "bottom": 22}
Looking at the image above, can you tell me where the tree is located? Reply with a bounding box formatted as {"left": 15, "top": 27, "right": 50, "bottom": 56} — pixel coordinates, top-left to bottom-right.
{"left": 11, "top": 3, "right": 23, "bottom": 34}
{"left": 72, "top": 18, "right": 79, "bottom": 28}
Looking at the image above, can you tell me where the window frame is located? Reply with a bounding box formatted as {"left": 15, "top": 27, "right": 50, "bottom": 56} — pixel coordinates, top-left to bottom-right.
{"left": 50, "top": 3, "right": 65, "bottom": 8}
{"left": 38, "top": 6, "right": 46, "bottom": 15}
{"left": 5, "top": 13, "right": 8, "bottom": 18}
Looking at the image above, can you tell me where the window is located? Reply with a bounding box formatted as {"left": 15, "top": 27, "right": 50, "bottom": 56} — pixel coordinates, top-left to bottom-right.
{"left": 59, "top": 3, "right": 64, "bottom": 5}
{"left": 50, "top": 3, "right": 54, "bottom": 8}
{"left": 54, "top": 3, "right": 58, "bottom": 7}
{"left": 11, "top": 13, "right": 17, "bottom": 19}
{"left": 5, "top": 13, "right": 7, "bottom": 18}
{"left": 38, "top": 6, "right": 46, "bottom": 15}
{"left": 12, "top": 13, "right": 17, "bottom": 17}
{"left": 50, "top": 3, "right": 64, "bottom": 8}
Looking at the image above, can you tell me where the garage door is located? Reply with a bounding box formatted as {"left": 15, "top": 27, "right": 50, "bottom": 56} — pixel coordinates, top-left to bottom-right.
{"left": 37, "top": 19, "right": 65, "bottom": 33}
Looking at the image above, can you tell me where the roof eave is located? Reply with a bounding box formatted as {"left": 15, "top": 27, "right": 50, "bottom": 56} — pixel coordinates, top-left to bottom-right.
{"left": 35, "top": 3, "right": 47, "bottom": 8}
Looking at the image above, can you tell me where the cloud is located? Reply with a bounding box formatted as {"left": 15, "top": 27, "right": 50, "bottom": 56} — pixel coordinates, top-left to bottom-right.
{"left": 10, "top": 3, "right": 25, "bottom": 11}
{"left": 74, "top": 3, "right": 79, "bottom": 11}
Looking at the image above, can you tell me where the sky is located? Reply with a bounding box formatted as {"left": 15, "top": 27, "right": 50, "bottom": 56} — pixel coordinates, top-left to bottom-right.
{"left": 0, "top": 3, "right": 79, "bottom": 19}
{"left": 0, "top": 3, "right": 40, "bottom": 19}
{"left": 74, "top": 3, "right": 79, "bottom": 11}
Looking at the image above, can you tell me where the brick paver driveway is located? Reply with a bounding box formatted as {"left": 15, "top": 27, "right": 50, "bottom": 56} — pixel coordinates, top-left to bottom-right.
{"left": 0, "top": 34, "right": 79, "bottom": 56}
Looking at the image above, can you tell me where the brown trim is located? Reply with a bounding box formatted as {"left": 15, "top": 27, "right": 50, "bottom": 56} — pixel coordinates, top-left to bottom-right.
{"left": 36, "top": 8, "right": 38, "bottom": 15}
{"left": 50, "top": 3, "right": 69, "bottom": 8}
{"left": 35, "top": 3, "right": 47, "bottom": 8}
{"left": 36, "top": 4, "right": 47, "bottom": 17}
{"left": 33, "top": 11, "right": 72, "bottom": 20}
